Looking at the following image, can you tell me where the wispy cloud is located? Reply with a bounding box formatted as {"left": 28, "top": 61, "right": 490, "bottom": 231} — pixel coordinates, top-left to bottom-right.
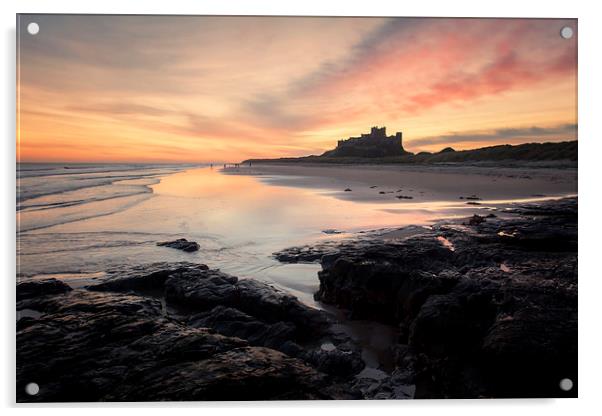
{"left": 410, "top": 124, "right": 577, "bottom": 148}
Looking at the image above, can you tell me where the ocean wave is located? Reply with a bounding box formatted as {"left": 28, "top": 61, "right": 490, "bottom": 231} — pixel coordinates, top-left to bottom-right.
{"left": 17, "top": 193, "right": 154, "bottom": 232}
{"left": 18, "top": 186, "right": 152, "bottom": 212}
{"left": 16, "top": 163, "right": 194, "bottom": 203}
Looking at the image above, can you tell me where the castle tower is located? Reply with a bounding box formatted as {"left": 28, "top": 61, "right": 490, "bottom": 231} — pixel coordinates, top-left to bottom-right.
{"left": 395, "top": 132, "right": 404, "bottom": 150}
{"left": 370, "top": 126, "right": 386, "bottom": 138}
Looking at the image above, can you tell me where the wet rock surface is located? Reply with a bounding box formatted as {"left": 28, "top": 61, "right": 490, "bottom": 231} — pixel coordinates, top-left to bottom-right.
{"left": 16, "top": 278, "right": 72, "bottom": 301}
{"left": 17, "top": 263, "right": 362, "bottom": 402}
{"left": 157, "top": 238, "right": 200, "bottom": 252}
{"left": 274, "top": 198, "right": 578, "bottom": 398}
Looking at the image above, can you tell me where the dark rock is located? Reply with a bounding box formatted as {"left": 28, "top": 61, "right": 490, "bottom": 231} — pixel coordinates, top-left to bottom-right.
{"left": 105, "top": 346, "right": 349, "bottom": 401}
{"left": 480, "top": 306, "right": 577, "bottom": 397}
{"left": 236, "top": 278, "right": 329, "bottom": 339}
{"left": 396, "top": 195, "right": 413, "bottom": 199}
{"left": 277, "top": 197, "right": 577, "bottom": 398}
{"left": 16, "top": 289, "right": 355, "bottom": 402}
{"left": 408, "top": 280, "right": 498, "bottom": 355}
{"left": 314, "top": 239, "right": 455, "bottom": 324}
{"left": 157, "top": 238, "right": 200, "bottom": 252}
{"left": 17, "top": 278, "right": 72, "bottom": 301}
{"left": 467, "top": 214, "right": 486, "bottom": 225}
{"left": 89, "top": 263, "right": 331, "bottom": 343}
{"left": 302, "top": 347, "right": 365, "bottom": 378}
{"left": 16, "top": 316, "right": 37, "bottom": 331}
{"left": 90, "top": 262, "right": 209, "bottom": 293}
{"left": 188, "top": 305, "right": 296, "bottom": 349}
{"left": 165, "top": 268, "right": 239, "bottom": 310}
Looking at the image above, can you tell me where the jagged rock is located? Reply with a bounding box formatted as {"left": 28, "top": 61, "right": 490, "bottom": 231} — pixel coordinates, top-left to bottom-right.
{"left": 467, "top": 214, "right": 486, "bottom": 225}
{"left": 91, "top": 262, "right": 209, "bottom": 293}
{"left": 188, "top": 306, "right": 364, "bottom": 378}
{"left": 314, "top": 239, "right": 455, "bottom": 324}
{"left": 302, "top": 347, "right": 365, "bottom": 378}
{"left": 16, "top": 288, "right": 357, "bottom": 402}
{"left": 322, "top": 229, "right": 343, "bottom": 234}
{"left": 236, "top": 278, "right": 330, "bottom": 339}
{"left": 90, "top": 263, "right": 331, "bottom": 342}
{"left": 105, "top": 347, "right": 340, "bottom": 401}
{"left": 275, "top": 198, "right": 577, "bottom": 398}
{"left": 17, "top": 278, "right": 72, "bottom": 301}
{"left": 188, "top": 305, "right": 296, "bottom": 349}
{"left": 157, "top": 238, "right": 200, "bottom": 252}
{"left": 165, "top": 268, "right": 239, "bottom": 310}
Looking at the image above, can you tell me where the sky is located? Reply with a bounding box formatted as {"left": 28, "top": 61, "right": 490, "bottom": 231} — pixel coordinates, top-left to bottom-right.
{"left": 17, "top": 15, "right": 577, "bottom": 163}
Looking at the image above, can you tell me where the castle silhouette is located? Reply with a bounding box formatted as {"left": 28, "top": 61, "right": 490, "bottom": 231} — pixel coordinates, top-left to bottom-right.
{"left": 322, "top": 126, "right": 407, "bottom": 158}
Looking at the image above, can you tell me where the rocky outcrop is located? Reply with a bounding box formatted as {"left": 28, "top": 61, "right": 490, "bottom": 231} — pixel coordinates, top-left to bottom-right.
{"left": 157, "top": 238, "right": 200, "bottom": 252}
{"left": 90, "top": 262, "right": 331, "bottom": 342}
{"left": 17, "top": 263, "right": 363, "bottom": 402}
{"left": 16, "top": 278, "right": 72, "bottom": 301}
{"left": 274, "top": 198, "right": 578, "bottom": 398}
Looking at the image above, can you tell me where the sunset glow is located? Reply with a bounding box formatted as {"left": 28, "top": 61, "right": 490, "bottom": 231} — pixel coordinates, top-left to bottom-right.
{"left": 17, "top": 15, "right": 577, "bottom": 162}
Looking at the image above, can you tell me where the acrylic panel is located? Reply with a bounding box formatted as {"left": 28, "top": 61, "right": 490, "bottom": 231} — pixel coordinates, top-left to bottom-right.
{"left": 16, "top": 14, "right": 577, "bottom": 401}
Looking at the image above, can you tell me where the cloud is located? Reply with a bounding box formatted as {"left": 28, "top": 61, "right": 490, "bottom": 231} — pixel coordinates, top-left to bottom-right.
{"left": 67, "top": 102, "right": 173, "bottom": 117}
{"left": 402, "top": 47, "right": 576, "bottom": 114}
{"left": 238, "top": 18, "right": 576, "bottom": 134}
{"left": 410, "top": 123, "right": 577, "bottom": 147}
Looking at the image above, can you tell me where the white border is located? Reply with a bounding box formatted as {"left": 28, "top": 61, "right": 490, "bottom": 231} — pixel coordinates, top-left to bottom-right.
{"left": 2, "top": 0, "right": 601, "bottom": 414}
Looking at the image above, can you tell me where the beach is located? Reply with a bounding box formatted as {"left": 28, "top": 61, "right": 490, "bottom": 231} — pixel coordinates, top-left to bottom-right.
{"left": 224, "top": 162, "right": 577, "bottom": 204}
{"left": 17, "top": 162, "right": 578, "bottom": 400}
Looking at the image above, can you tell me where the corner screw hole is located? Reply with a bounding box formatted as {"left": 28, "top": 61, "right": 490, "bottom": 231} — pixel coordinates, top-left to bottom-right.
{"left": 27, "top": 22, "right": 40, "bottom": 35}
{"left": 559, "top": 378, "right": 573, "bottom": 392}
{"left": 560, "top": 26, "right": 573, "bottom": 39}
{"left": 25, "top": 382, "right": 40, "bottom": 396}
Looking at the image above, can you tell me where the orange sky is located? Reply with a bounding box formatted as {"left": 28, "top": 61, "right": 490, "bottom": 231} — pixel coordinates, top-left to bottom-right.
{"left": 17, "top": 16, "right": 577, "bottom": 163}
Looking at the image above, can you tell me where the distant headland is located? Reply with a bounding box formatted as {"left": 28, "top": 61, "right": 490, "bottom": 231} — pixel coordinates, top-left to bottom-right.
{"left": 243, "top": 126, "right": 577, "bottom": 165}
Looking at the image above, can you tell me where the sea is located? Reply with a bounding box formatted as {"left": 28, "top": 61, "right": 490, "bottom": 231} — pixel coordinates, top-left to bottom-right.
{"left": 16, "top": 163, "right": 463, "bottom": 296}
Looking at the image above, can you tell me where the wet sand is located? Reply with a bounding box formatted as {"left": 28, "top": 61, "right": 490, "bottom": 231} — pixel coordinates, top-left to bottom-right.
{"left": 224, "top": 163, "right": 577, "bottom": 203}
